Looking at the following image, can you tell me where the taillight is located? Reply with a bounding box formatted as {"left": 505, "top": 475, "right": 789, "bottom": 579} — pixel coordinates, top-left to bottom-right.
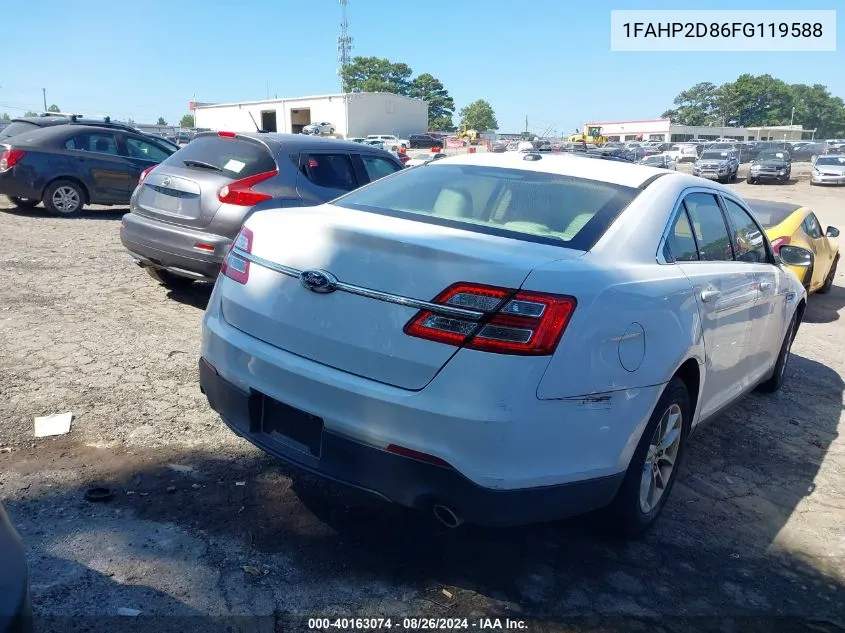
{"left": 404, "top": 282, "right": 576, "bottom": 356}
{"left": 138, "top": 165, "right": 155, "bottom": 185}
{"left": 218, "top": 169, "right": 278, "bottom": 206}
{"left": 770, "top": 236, "right": 791, "bottom": 253}
{"left": 221, "top": 226, "right": 253, "bottom": 284}
{"left": 0, "top": 149, "right": 26, "bottom": 171}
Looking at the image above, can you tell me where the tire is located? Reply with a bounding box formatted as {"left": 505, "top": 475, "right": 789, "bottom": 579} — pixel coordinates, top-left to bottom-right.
{"left": 731, "top": 170, "right": 738, "bottom": 182}
{"left": 747, "top": 178, "right": 756, "bottom": 184}
{"left": 817, "top": 256, "right": 839, "bottom": 294}
{"left": 146, "top": 267, "right": 195, "bottom": 290}
{"left": 605, "top": 376, "right": 691, "bottom": 537}
{"left": 8, "top": 196, "right": 39, "bottom": 208}
{"left": 43, "top": 180, "right": 85, "bottom": 216}
{"left": 756, "top": 313, "right": 798, "bottom": 394}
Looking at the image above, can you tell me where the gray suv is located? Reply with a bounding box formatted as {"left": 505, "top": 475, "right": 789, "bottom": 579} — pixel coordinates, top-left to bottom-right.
{"left": 692, "top": 149, "right": 739, "bottom": 183}
{"left": 120, "top": 132, "right": 404, "bottom": 289}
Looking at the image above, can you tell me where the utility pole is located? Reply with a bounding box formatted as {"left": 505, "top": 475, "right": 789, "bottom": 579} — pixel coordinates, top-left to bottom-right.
{"left": 42, "top": 88, "right": 47, "bottom": 111}
{"left": 524, "top": 115, "right": 528, "bottom": 137}
{"left": 790, "top": 107, "right": 795, "bottom": 126}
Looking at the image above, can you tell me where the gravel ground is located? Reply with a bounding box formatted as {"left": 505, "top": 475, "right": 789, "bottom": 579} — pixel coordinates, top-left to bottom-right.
{"left": 1, "top": 177, "right": 844, "bottom": 633}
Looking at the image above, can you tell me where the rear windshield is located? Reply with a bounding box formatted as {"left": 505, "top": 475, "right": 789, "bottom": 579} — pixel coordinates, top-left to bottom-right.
{"left": 815, "top": 156, "right": 845, "bottom": 166}
{"left": 746, "top": 202, "right": 799, "bottom": 228}
{"left": 332, "top": 163, "right": 640, "bottom": 250}
{"left": 0, "top": 121, "right": 40, "bottom": 140}
{"left": 163, "top": 136, "right": 276, "bottom": 178}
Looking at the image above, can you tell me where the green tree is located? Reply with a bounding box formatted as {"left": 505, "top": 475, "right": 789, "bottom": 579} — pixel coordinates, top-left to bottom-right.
{"left": 660, "top": 82, "right": 718, "bottom": 125}
{"left": 409, "top": 72, "right": 455, "bottom": 129}
{"left": 788, "top": 83, "right": 845, "bottom": 139}
{"left": 715, "top": 74, "right": 793, "bottom": 127}
{"left": 24, "top": 111, "right": 38, "bottom": 117}
{"left": 1, "top": 113, "right": 10, "bottom": 121}
{"left": 459, "top": 99, "right": 498, "bottom": 131}
{"left": 126, "top": 118, "right": 135, "bottom": 126}
{"left": 428, "top": 116, "right": 455, "bottom": 132}
{"left": 663, "top": 74, "right": 845, "bottom": 137}
{"left": 156, "top": 117, "right": 167, "bottom": 126}
{"left": 180, "top": 114, "right": 195, "bottom": 128}
{"left": 341, "top": 56, "right": 413, "bottom": 95}
{"left": 47, "top": 104, "right": 61, "bottom": 113}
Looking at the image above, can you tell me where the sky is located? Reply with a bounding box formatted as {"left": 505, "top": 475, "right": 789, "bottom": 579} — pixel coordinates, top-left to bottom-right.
{"left": 1, "top": 0, "right": 843, "bottom": 134}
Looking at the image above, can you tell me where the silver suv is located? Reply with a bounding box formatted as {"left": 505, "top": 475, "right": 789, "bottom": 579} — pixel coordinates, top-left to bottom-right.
{"left": 120, "top": 132, "right": 404, "bottom": 290}
{"left": 692, "top": 150, "right": 739, "bottom": 183}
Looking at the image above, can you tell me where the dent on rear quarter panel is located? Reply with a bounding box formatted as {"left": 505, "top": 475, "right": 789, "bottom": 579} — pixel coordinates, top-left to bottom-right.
{"left": 532, "top": 262, "right": 702, "bottom": 400}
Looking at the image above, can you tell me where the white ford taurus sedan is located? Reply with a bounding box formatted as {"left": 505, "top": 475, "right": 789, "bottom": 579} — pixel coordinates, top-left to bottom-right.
{"left": 199, "top": 152, "right": 807, "bottom": 535}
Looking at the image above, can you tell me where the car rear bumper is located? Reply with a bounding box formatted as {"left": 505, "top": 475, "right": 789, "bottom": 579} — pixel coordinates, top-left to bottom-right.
{"left": 0, "top": 170, "right": 41, "bottom": 201}
{"left": 198, "top": 287, "right": 666, "bottom": 526}
{"left": 0, "top": 505, "right": 32, "bottom": 633}
{"left": 120, "top": 212, "right": 230, "bottom": 281}
{"left": 198, "top": 357, "right": 624, "bottom": 527}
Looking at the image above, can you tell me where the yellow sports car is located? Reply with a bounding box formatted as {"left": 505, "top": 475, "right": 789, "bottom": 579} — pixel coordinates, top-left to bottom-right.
{"left": 747, "top": 198, "right": 840, "bottom": 294}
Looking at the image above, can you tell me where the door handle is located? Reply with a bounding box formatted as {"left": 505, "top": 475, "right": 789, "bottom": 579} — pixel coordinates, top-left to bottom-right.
{"left": 700, "top": 289, "right": 721, "bottom": 302}
{"left": 759, "top": 281, "right": 772, "bottom": 291}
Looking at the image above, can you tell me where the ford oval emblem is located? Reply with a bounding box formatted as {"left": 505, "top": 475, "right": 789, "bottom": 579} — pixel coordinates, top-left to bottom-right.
{"left": 161, "top": 177, "right": 172, "bottom": 187}
{"left": 299, "top": 269, "right": 338, "bottom": 294}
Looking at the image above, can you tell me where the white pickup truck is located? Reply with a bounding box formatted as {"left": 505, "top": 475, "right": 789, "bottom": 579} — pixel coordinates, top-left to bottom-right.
{"left": 366, "top": 134, "right": 409, "bottom": 151}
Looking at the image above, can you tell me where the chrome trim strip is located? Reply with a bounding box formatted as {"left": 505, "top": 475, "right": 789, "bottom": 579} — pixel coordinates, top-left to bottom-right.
{"left": 232, "top": 248, "right": 486, "bottom": 320}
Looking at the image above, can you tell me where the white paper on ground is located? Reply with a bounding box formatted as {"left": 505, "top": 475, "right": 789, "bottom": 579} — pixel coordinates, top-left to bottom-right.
{"left": 34, "top": 412, "right": 73, "bottom": 438}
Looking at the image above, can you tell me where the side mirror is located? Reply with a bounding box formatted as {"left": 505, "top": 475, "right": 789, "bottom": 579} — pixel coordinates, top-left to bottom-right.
{"left": 779, "top": 245, "right": 813, "bottom": 267}
{"left": 826, "top": 226, "right": 840, "bottom": 238}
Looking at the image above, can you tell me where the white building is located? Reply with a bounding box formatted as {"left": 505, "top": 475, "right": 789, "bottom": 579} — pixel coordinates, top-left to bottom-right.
{"left": 584, "top": 119, "right": 813, "bottom": 143}
{"left": 194, "top": 92, "right": 428, "bottom": 139}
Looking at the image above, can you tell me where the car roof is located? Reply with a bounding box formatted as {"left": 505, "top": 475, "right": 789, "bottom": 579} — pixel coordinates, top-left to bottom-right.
{"left": 196, "top": 131, "right": 397, "bottom": 153}
{"left": 423, "top": 151, "right": 670, "bottom": 188}
{"left": 3, "top": 123, "right": 173, "bottom": 146}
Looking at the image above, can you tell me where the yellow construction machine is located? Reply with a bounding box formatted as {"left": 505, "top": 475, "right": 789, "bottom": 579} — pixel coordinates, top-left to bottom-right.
{"left": 568, "top": 125, "right": 608, "bottom": 145}
{"left": 454, "top": 124, "right": 480, "bottom": 145}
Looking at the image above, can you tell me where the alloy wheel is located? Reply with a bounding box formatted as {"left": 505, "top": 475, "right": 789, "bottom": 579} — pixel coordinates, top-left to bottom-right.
{"left": 51, "top": 186, "right": 81, "bottom": 214}
{"left": 639, "top": 403, "right": 683, "bottom": 513}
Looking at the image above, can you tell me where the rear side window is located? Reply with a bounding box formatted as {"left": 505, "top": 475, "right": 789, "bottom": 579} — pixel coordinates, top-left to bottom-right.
{"left": 165, "top": 136, "right": 276, "bottom": 178}
{"left": 300, "top": 153, "right": 358, "bottom": 191}
{"left": 0, "top": 121, "right": 39, "bottom": 139}
{"left": 65, "top": 132, "right": 120, "bottom": 156}
{"left": 333, "top": 163, "right": 639, "bottom": 250}
{"left": 665, "top": 210, "right": 699, "bottom": 262}
{"left": 682, "top": 193, "right": 733, "bottom": 262}
{"left": 361, "top": 155, "right": 401, "bottom": 182}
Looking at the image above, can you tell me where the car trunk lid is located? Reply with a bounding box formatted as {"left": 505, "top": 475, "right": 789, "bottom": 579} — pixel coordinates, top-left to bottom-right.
{"left": 219, "top": 205, "right": 580, "bottom": 390}
{"left": 132, "top": 134, "right": 278, "bottom": 229}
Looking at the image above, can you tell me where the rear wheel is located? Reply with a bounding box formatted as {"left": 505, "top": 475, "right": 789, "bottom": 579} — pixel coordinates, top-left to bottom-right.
{"left": 605, "top": 377, "right": 690, "bottom": 537}
{"left": 8, "top": 196, "right": 39, "bottom": 208}
{"left": 818, "top": 256, "right": 838, "bottom": 294}
{"left": 747, "top": 177, "right": 756, "bottom": 184}
{"left": 43, "top": 180, "right": 85, "bottom": 216}
{"left": 146, "top": 267, "right": 195, "bottom": 290}
{"left": 756, "top": 313, "right": 798, "bottom": 393}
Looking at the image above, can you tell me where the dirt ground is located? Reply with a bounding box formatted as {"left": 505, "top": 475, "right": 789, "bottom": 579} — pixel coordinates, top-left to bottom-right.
{"left": 1, "top": 175, "right": 844, "bottom": 633}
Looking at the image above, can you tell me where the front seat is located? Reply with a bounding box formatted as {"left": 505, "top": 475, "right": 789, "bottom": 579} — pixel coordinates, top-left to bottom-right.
{"left": 433, "top": 187, "right": 472, "bottom": 219}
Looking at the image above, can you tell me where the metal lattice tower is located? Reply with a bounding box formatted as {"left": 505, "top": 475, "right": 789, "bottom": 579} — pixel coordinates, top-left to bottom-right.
{"left": 337, "top": 0, "right": 353, "bottom": 91}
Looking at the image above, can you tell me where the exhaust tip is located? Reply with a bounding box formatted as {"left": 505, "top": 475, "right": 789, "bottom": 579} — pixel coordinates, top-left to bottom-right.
{"left": 432, "top": 504, "right": 463, "bottom": 529}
